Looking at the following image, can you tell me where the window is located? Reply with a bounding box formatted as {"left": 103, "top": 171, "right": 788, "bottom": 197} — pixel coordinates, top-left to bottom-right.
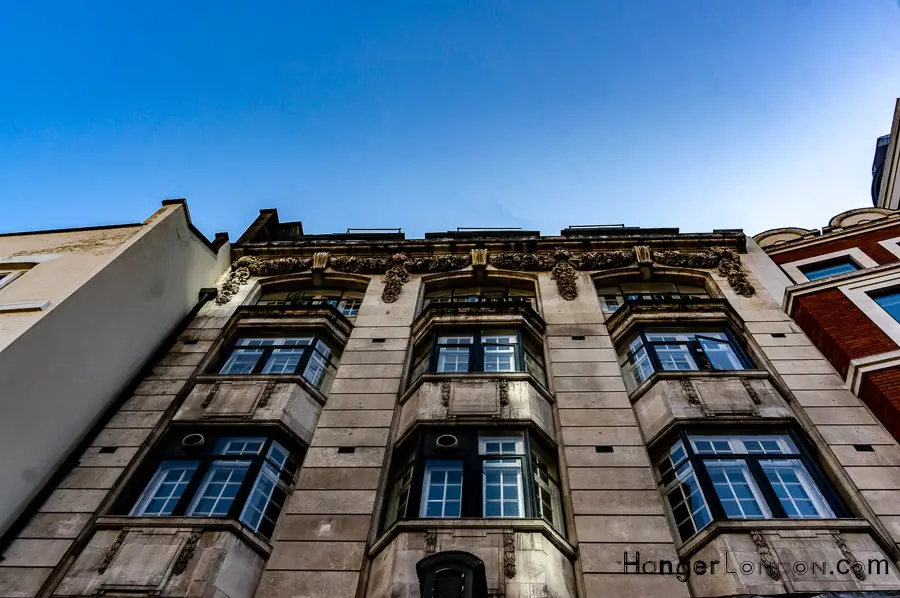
{"left": 657, "top": 432, "right": 842, "bottom": 542}
{"left": 128, "top": 430, "right": 299, "bottom": 541}
{"left": 872, "top": 288, "right": 900, "bottom": 323}
{"left": 257, "top": 288, "right": 364, "bottom": 317}
{"left": 597, "top": 282, "right": 709, "bottom": 312}
{"left": 798, "top": 258, "right": 859, "bottom": 281}
{"left": 410, "top": 329, "right": 546, "bottom": 386}
{"left": 385, "top": 430, "right": 563, "bottom": 532}
{"left": 424, "top": 284, "right": 536, "bottom": 311}
{"left": 618, "top": 327, "right": 751, "bottom": 391}
{"left": 218, "top": 334, "right": 339, "bottom": 392}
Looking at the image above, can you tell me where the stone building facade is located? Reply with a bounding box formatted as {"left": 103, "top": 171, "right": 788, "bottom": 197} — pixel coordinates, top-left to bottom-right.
{"left": 5, "top": 206, "right": 900, "bottom": 598}
{"left": 0, "top": 200, "right": 229, "bottom": 546}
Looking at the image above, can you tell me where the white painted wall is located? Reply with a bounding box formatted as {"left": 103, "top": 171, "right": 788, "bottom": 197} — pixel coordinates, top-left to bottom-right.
{"left": 0, "top": 203, "right": 229, "bottom": 536}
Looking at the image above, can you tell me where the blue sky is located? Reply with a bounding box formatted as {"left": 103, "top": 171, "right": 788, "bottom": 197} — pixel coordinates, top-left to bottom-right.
{"left": 1, "top": 1, "right": 899, "bottom": 240}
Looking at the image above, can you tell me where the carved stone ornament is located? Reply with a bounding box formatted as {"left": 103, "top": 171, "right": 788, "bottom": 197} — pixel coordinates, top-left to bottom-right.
{"left": 680, "top": 379, "right": 700, "bottom": 406}
{"left": 311, "top": 251, "right": 330, "bottom": 272}
{"left": 217, "top": 252, "right": 472, "bottom": 305}
{"left": 551, "top": 257, "right": 579, "bottom": 301}
{"left": 216, "top": 256, "right": 313, "bottom": 305}
{"left": 424, "top": 530, "right": 437, "bottom": 554}
{"left": 651, "top": 247, "right": 755, "bottom": 297}
{"left": 498, "top": 379, "right": 509, "bottom": 407}
{"left": 741, "top": 379, "right": 761, "bottom": 405}
{"left": 201, "top": 383, "right": 221, "bottom": 409}
{"left": 831, "top": 531, "right": 866, "bottom": 580}
{"left": 98, "top": 529, "right": 128, "bottom": 574}
{"left": 440, "top": 381, "right": 451, "bottom": 408}
{"left": 750, "top": 530, "right": 781, "bottom": 580}
{"left": 471, "top": 248, "right": 488, "bottom": 268}
{"left": 503, "top": 530, "right": 516, "bottom": 578}
{"left": 634, "top": 245, "right": 652, "bottom": 266}
{"left": 172, "top": 530, "right": 202, "bottom": 575}
{"left": 257, "top": 381, "right": 277, "bottom": 409}
{"left": 488, "top": 248, "right": 634, "bottom": 301}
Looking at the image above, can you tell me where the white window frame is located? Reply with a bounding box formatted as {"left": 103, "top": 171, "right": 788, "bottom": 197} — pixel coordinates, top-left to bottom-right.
{"left": 420, "top": 460, "right": 464, "bottom": 518}
{"left": 478, "top": 433, "right": 526, "bottom": 456}
{"left": 878, "top": 236, "right": 900, "bottom": 260}
{"left": 0, "top": 270, "right": 26, "bottom": 293}
{"left": 840, "top": 272, "right": 900, "bottom": 347}
{"left": 130, "top": 460, "right": 200, "bottom": 516}
{"left": 689, "top": 434, "right": 798, "bottom": 455}
{"left": 782, "top": 248, "right": 877, "bottom": 284}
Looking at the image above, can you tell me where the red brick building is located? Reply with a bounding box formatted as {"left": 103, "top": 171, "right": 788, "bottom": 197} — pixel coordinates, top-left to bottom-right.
{"left": 755, "top": 207, "right": 900, "bottom": 440}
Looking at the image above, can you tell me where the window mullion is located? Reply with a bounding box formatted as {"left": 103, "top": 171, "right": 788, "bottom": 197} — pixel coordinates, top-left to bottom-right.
{"left": 645, "top": 341, "right": 664, "bottom": 373}
{"left": 296, "top": 341, "right": 315, "bottom": 376}
{"left": 173, "top": 456, "right": 211, "bottom": 516}
{"left": 472, "top": 331, "right": 482, "bottom": 373}
{"left": 516, "top": 330, "right": 525, "bottom": 373}
{"left": 691, "top": 454, "right": 726, "bottom": 521}
{"left": 521, "top": 439, "right": 535, "bottom": 518}
{"left": 462, "top": 445, "right": 481, "bottom": 517}
{"left": 252, "top": 347, "right": 273, "bottom": 375}
{"left": 232, "top": 452, "right": 267, "bottom": 519}
{"left": 746, "top": 457, "right": 785, "bottom": 518}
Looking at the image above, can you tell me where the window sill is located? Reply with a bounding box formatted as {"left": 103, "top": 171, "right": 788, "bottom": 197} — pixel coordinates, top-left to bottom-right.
{"left": 193, "top": 373, "right": 329, "bottom": 405}
{"left": 677, "top": 517, "right": 872, "bottom": 560}
{"left": 400, "top": 371, "right": 553, "bottom": 406}
{"left": 370, "top": 518, "right": 574, "bottom": 560}
{"left": 94, "top": 515, "right": 273, "bottom": 559}
{"left": 628, "top": 369, "right": 772, "bottom": 403}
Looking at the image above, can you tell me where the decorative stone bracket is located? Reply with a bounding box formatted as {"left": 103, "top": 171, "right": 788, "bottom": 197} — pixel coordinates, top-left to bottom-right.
{"left": 216, "top": 245, "right": 754, "bottom": 305}
{"left": 172, "top": 529, "right": 202, "bottom": 575}
{"left": 750, "top": 530, "right": 782, "bottom": 581}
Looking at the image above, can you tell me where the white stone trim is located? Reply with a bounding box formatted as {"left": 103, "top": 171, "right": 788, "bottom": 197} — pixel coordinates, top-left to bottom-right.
{"left": 0, "top": 270, "right": 25, "bottom": 292}
{"left": 878, "top": 236, "right": 900, "bottom": 260}
{"left": 847, "top": 350, "right": 900, "bottom": 395}
{"left": 0, "top": 300, "right": 51, "bottom": 314}
{"left": 782, "top": 248, "right": 878, "bottom": 284}
{"left": 840, "top": 270, "right": 900, "bottom": 347}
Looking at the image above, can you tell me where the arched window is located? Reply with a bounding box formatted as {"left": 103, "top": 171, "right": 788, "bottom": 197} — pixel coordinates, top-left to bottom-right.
{"left": 595, "top": 275, "right": 712, "bottom": 313}
{"left": 416, "top": 551, "right": 488, "bottom": 598}
{"left": 256, "top": 280, "right": 366, "bottom": 317}
{"left": 423, "top": 277, "right": 537, "bottom": 311}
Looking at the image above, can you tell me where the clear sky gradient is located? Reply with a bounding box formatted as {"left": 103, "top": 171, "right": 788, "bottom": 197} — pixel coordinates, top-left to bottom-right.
{"left": 2, "top": 1, "right": 899, "bottom": 240}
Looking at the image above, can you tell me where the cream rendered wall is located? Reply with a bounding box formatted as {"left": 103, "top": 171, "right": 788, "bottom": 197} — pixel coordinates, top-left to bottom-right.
{"left": 0, "top": 203, "right": 229, "bottom": 537}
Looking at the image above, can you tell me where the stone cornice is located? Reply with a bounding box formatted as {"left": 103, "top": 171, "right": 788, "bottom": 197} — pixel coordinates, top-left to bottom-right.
{"left": 761, "top": 213, "right": 900, "bottom": 258}
{"left": 231, "top": 231, "right": 747, "bottom": 257}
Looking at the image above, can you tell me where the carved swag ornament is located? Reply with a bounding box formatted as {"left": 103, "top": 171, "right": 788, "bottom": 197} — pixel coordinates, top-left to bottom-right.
{"left": 216, "top": 253, "right": 470, "bottom": 305}
{"left": 216, "top": 244, "right": 754, "bottom": 305}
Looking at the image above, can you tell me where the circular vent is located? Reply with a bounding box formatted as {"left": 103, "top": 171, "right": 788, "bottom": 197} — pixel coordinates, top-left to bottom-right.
{"left": 435, "top": 434, "right": 459, "bottom": 451}
{"left": 181, "top": 433, "right": 206, "bottom": 452}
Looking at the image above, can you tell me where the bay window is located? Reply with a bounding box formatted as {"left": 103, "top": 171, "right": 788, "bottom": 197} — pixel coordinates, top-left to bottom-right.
{"left": 257, "top": 288, "right": 364, "bottom": 317}
{"left": 410, "top": 328, "right": 546, "bottom": 387}
{"left": 385, "top": 429, "right": 563, "bottom": 532}
{"left": 657, "top": 431, "right": 844, "bottom": 542}
{"left": 424, "top": 284, "right": 537, "bottom": 311}
{"left": 618, "top": 327, "right": 751, "bottom": 391}
{"left": 218, "top": 334, "right": 339, "bottom": 392}
{"left": 597, "top": 281, "right": 709, "bottom": 313}
{"left": 127, "top": 429, "right": 299, "bottom": 541}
